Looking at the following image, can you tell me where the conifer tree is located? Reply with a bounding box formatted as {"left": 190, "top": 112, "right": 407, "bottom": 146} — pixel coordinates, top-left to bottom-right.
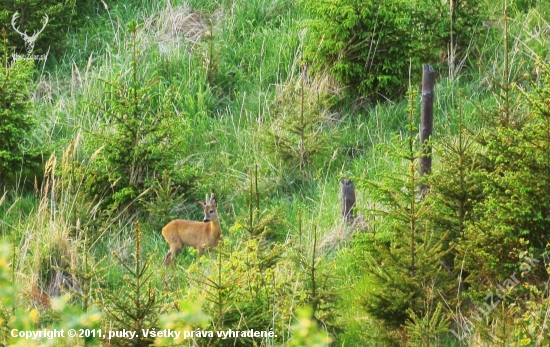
{"left": 102, "top": 222, "right": 162, "bottom": 347}
{"left": 429, "top": 92, "right": 483, "bottom": 243}
{"left": 86, "top": 22, "right": 193, "bottom": 213}
{"left": 357, "top": 90, "right": 453, "bottom": 342}
{"left": 232, "top": 164, "right": 283, "bottom": 243}
{"left": 292, "top": 220, "right": 340, "bottom": 338}
{"left": 427, "top": 91, "right": 485, "bottom": 301}
{"left": 263, "top": 67, "right": 337, "bottom": 183}
{"left": 457, "top": 12, "right": 550, "bottom": 293}
{"left": 186, "top": 236, "right": 285, "bottom": 346}
{"left": 461, "top": 62, "right": 550, "bottom": 287}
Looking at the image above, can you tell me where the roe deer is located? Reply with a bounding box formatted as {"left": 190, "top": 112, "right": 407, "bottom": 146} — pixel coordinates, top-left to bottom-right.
{"left": 162, "top": 193, "right": 221, "bottom": 267}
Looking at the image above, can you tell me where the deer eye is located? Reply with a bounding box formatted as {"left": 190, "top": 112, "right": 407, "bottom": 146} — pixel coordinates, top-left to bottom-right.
{"left": 209, "top": 210, "right": 214, "bottom": 213}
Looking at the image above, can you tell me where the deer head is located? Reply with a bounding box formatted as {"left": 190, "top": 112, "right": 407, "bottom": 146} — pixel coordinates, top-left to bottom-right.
{"left": 11, "top": 12, "right": 49, "bottom": 53}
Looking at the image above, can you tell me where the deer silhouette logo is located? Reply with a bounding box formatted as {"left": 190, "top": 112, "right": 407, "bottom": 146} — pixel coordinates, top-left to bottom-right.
{"left": 11, "top": 12, "right": 49, "bottom": 54}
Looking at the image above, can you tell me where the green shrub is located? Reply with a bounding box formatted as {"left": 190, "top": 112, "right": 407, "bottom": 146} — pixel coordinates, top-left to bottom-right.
{"left": 301, "top": 0, "right": 490, "bottom": 99}
{"left": 0, "top": 243, "right": 103, "bottom": 346}
{"left": 186, "top": 238, "right": 290, "bottom": 346}
{"left": 0, "top": 30, "right": 42, "bottom": 190}
{"left": 263, "top": 75, "right": 338, "bottom": 182}
{"left": 102, "top": 222, "right": 163, "bottom": 347}
{"left": 456, "top": 18, "right": 550, "bottom": 294}
{"left": 460, "top": 66, "right": 550, "bottom": 288}
{"left": 356, "top": 90, "right": 453, "bottom": 342}
{"left": 85, "top": 23, "right": 197, "bottom": 213}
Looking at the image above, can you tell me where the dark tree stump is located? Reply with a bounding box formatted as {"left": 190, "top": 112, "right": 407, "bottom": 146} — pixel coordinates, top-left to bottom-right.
{"left": 341, "top": 178, "right": 356, "bottom": 223}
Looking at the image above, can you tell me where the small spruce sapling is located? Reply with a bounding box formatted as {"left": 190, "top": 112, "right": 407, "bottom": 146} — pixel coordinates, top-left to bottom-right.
{"left": 357, "top": 89, "right": 452, "bottom": 341}
{"left": 102, "top": 222, "right": 162, "bottom": 347}
{"left": 231, "top": 164, "right": 284, "bottom": 243}
{"left": 458, "top": 11, "right": 550, "bottom": 296}
{"left": 292, "top": 218, "right": 340, "bottom": 338}
{"left": 263, "top": 65, "right": 337, "bottom": 183}
{"left": 86, "top": 21, "right": 192, "bottom": 213}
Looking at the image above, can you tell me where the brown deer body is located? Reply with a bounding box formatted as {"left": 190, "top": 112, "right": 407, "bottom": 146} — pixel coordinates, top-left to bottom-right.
{"left": 162, "top": 194, "right": 221, "bottom": 267}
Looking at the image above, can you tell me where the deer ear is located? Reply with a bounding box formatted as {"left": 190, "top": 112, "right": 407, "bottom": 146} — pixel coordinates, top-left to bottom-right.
{"left": 198, "top": 201, "right": 206, "bottom": 208}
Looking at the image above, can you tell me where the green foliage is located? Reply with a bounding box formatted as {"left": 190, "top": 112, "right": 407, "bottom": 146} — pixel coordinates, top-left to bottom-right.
{"left": 86, "top": 23, "right": 195, "bottom": 212}
{"left": 457, "top": 16, "right": 550, "bottom": 292}
{"left": 509, "top": 7, "right": 550, "bottom": 62}
{"left": 0, "top": 0, "right": 76, "bottom": 57}
{"left": 512, "top": 283, "right": 550, "bottom": 345}
{"left": 263, "top": 73, "right": 337, "bottom": 181}
{"left": 5, "top": 0, "right": 550, "bottom": 346}
{"left": 424, "top": 0, "right": 493, "bottom": 67}
{"left": 405, "top": 303, "right": 450, "bottom": 347}
{"left": 301, "top": 0, "right": 490, "bottom": 98}
{"left": 102, "top": 222, "right": 163, "bottom": 347}
{"left": 429, "top": 92, "right": 483, "bottom": 242}
{"left": 231, "top": 165, "right": 285, "bottom": 241}
{"left": 142, "top": 170, "right": 186, "bottom": 232}
{"left": 186, "top": 237, "right": 289, "bottom": 345}
{"left": 426, "top": 15, "right": 550, "bottom": 344}
{"left": 0, "top": 243, "right": 103, "bottom": 346}
{"left": 356, "top": 90, "right": 453, "bottom": 341}
{"left": 461, "top": 68, "right": 550, "bottom": 285}
{"left": 292, "top": 222, "right": 340, "bottom": 338}
{"left": 427, "top": 91, "right": 485, "bottom": 298}
{"left": 287, "top": 306, "right": 332, "bottom": 347}
{"left": 510, "top": 0, "right": 547, "bottom": 14}
{"left": 0, "top": 29, "right": 41, "bottom": 189}
{"left": 301, "top": 0, "right": 420, "bottom": 98}
{"left": 53, "top": 135, "right": 109, "bottom": 236}
{"left": 181, "top": 205, "right": 338, "bottom": 345}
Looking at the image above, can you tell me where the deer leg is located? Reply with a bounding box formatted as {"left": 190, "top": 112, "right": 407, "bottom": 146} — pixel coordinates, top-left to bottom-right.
{"left": 165, "top": 242, "right": 182, "bottom": 268}
{"left": 164, "top": 251, "right": 174, "bottom": 268}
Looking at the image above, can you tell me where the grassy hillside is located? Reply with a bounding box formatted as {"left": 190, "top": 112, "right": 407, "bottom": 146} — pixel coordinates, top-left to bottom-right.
{"left": 1, "top": 0, "right": 550, "bottom": 346}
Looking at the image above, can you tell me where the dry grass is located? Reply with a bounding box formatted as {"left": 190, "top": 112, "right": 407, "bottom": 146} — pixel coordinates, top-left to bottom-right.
{"left": 144, "top": 2, "right": 213, "bottom": 55}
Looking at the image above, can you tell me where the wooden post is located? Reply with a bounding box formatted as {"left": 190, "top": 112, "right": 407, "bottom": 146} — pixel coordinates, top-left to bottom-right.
{"left": 341, "top": 178, "right": 356, "bottom": 223}
{"left": 419, "top": 64, "right": 435, "bottom": 194}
